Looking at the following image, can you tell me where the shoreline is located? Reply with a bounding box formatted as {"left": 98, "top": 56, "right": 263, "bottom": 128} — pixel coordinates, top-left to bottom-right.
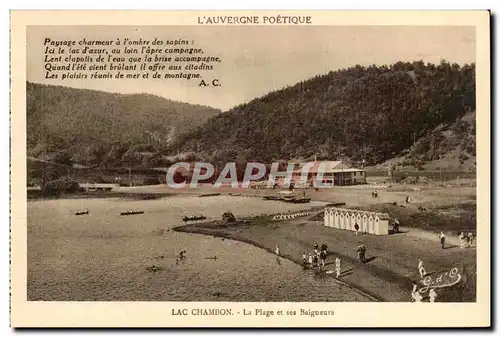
{"left": 174, "top": 215, "right": 477, "bottom": 302}
{"left": 175, "top": 225, "right": 382, "bottom": 302}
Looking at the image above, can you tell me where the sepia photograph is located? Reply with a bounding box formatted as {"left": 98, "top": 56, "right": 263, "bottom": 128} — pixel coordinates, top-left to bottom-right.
{"left": 10, "top": 10, "right": 491, "bottom": 327}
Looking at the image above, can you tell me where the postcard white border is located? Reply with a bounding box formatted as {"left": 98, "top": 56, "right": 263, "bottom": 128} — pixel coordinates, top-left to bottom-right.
{"left": 10, "top": 10, "right": 491, "bottom": 328}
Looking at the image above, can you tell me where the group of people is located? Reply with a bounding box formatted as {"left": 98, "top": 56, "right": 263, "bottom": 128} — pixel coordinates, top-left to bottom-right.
{"left": 411, "top": 281, "right": 438, "bottom": 302}
{"left": 439, "top": 231, "right": 475, "bottom": 249}
{"left": 299, "top": 242, "right": 343, "bottom": 277}
{"left": 411, "top": 259, "right": 438, "bottom": 302}
{"left": 301, "top": 242, "right": 329, "bottom": 270}
{"left": 459, "top": 232, "right": 475, "bottom": 248}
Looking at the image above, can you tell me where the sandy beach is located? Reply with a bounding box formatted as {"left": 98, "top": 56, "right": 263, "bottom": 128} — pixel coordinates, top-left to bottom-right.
{"left": 175, "top": 215, "right": 476, "bottom": 302}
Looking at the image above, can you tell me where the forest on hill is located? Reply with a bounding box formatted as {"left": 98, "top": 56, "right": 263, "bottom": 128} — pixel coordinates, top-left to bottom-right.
{"left": 26, "top": 82, "right": 221, "bottom": 170}
{"left": 378, "top": 110, "right": 476, "bottom": 171}
{"left": 27, "top": 60, "right": 476, "bottom": 187}
{"left": 171, "top": 60, "right": 475, "bottom": 169}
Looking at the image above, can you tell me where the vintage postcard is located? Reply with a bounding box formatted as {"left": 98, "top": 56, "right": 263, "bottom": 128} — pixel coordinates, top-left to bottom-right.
{"left": 10, "top": 10, "right": 490, "bottom": 327}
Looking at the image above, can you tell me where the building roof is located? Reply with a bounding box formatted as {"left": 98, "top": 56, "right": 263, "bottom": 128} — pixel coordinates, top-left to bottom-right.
{"left": 292, "top": 161, "right": 364, "bottom": 174}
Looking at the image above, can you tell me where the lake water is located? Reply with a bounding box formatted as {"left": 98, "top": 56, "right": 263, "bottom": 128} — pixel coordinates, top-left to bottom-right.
{"left": 27, "top": 196, "right": 370, "bottom": 302}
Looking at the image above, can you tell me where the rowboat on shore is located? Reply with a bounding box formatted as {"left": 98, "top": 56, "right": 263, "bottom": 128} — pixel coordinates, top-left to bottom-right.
{"left": 281, "top": 196, "right": 311, "bottom": 204}
{"left": 183, "top": 214, "right": 207, "bottom": 222}
{"left": 262, "top": 196, "right": 282, "bottom": 201}
{"left": 75, "top": 209, "right": 89, "bottom": 215}
{"left": 198, "top": 193, "right": 221, "bottom": 197}
{"left": 120, "top": 210, "right": 145, "bottom": 216}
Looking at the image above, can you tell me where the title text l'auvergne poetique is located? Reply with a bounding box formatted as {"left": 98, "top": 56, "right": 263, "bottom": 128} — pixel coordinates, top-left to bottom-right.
{"left": 197, "top": 15, "right": 312, "bottom": 25}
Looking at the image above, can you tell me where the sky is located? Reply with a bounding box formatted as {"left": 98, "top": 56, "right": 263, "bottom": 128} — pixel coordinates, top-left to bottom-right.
{"left": 27, "top": 26, "right": 475, "bottom": 110}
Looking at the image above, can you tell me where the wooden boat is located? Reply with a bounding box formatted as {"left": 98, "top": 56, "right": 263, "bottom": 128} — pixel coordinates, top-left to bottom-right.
{"left": 198, "top": 193, "right": 220, "bottom": 197}
{"left": 283, "top": 197, "right": 311, "bottom": 204}
{"left": 262, "top": 196, "right": 282, "bottom": 201}
{"left": 75, "top": 209, "right": 89, "bottom": 215}
{"left": 120, "top": 210, "right": 145, "bottom": 216}
{"left": 182, "top": 214, "right": 207, "bottom": 222}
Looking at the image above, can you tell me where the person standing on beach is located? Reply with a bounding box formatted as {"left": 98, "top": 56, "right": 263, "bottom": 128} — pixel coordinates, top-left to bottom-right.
{"left": 312, "top": 253, "right": 318, "bottom": 268}
{"left": 275, "top": 245, "right": 280, "bottom": 256}
{"left": 412, "top": 291, "right": 423, "bottom": 303}
{"left": 319, "top": 250, "right": 327, "bottom": 268}
{"left": 439, "top": 231, "right": 446, "bottom": 249}
{"left": 179, "top": 250, "right": 187, "bottom": 260}
{"left": 335, "top": 257, "right": 341, "bottom": 278}
{"left": 467, "top": 232, "right": 474, "bottom": 247}
{"left": 308, "top": 253, "right": 313, "bottom": 267}
{"left": 459, "top": 232, "right": 466, "bottom": 248}
{"left": 412, "top": 281, "right": 418, "bottom": 295}
{"left": 356, "top": 245, "right": 366, "bottom": 263}
{"left": 393, "top": 219, "right": 400, "bottom": 233}
{"left": 302, "top": 252, "right": 307, "bottom": 267}
{"left": 354, "top": 223, "right": 360, "bottom": 236}
{"left": 321, "top": 242, "right": 328, "bottom": 254}
{"left": 429, "top": 288, "right": 438, "bottom": 303}
{"left": 418, "top": 259, "right": 427, "bottom": 278}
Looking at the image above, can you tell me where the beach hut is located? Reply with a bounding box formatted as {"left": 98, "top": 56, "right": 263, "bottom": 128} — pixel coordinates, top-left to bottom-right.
{"left": 323, "top": 207, "right": 390, "bottom": 235}
{"left": 373, "top": 213, "right": 390, "bottom": 235}
{"left": 343, "top": 211, "right": 350, "bottom": 230}
{"left": 368, "top": 213, "right": 375, "bottom": 234}
{"left": 334, "top": 210, "right": 340, "bottom": 229}
{"left": 339, "top": 211, "right": 346, "bottom": 230}
{"left": 326, "top": 209, "right": 334, "bottom": 227}
{"left": 356, "top": 212, "right": 363, "bottom": 232}
{"left": 350, "top": 212, "right": 357, "bottom": 232}
{"left": 362, "top": 213, "right": 369, "bottom": 233}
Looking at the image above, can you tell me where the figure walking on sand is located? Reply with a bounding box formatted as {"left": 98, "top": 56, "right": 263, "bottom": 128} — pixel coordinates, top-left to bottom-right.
{"left": 412, "top": 281, "right": 418, "bottom": 295}
{"left": 467, "top": 232, "right": 474, "bottom": 247}
{"left": 319, "top": 250, "right": 327, "bottom": 269}
{"left": 412, "top": 290, "right": 423, "bottom": 302}
{"left": 356, "top": 244, "right": 366, "bottom": 263}
{"left": 312, "top": 253, "right": 318, "bottom": 268}
{"left": 418, "top": 259, "right": 427, "bottom": 278}
{"left": 354, "top": 223, "right": 360, "bottom": 236}
{"left": 429, "top": 288, "right": 438, "bottom": 302}
{"left": 321, "top": 242, "right": 328, "bottom": 255}
{"left": 275, "top": 245, "right": 280, "bottom": 256}
{"left": 439, "top": 231, "right": 446, "bottom": 249}
{"left": 308, "top": 253, "right": 313, "bottom": 267}
{"left": 393, "top": 218, "right": 400, "bottom": 233}
{"left": 459, "top": 232, "right": 466, "bottom": 249}
{"left": 335, "top": 257, "right": 341, "bottom": 278}
{"left": 302, "top": 252, "right": 307, "bottom": 267}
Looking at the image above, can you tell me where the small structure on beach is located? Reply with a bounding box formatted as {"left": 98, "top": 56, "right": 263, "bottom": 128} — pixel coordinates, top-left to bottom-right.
{"left": 324, "top": 207, "right": 390, "bottom": 235}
